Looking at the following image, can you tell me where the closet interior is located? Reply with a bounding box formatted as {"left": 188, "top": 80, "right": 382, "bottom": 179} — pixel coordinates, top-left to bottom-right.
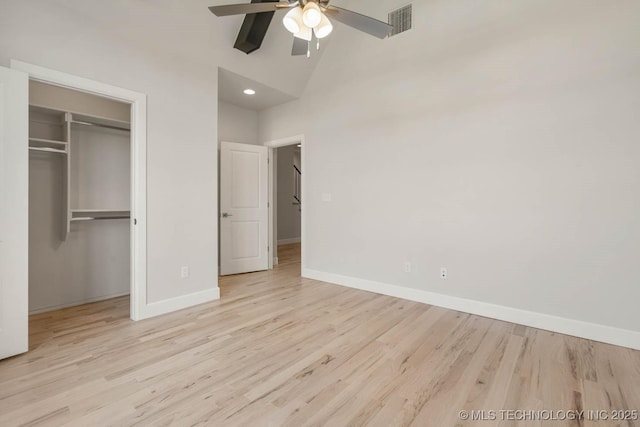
{"left": 28, "top": 80, "right": 132, "bottom": 313}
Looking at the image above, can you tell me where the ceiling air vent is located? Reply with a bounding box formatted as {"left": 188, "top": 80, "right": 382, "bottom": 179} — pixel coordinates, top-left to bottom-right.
{"left": 388, "top": 4, "right": 412, "bottom": 36}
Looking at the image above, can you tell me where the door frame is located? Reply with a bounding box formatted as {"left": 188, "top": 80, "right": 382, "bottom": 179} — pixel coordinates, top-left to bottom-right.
{"left": 264, "top": 134, "right": 306, "bottom": 272}
{"left": 10, "top": 60, "right": 148, "bottom": 321}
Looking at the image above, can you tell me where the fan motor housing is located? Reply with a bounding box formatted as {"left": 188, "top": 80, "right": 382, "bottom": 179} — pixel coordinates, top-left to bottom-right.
{"left": 301, "top": 1, "right": 331, "bottom": 7}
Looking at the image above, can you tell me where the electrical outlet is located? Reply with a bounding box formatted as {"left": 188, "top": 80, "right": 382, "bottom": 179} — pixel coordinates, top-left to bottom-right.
{"left": 404, "top": 262, "right": 411, "bottom": 273}
{"left": 440, "top": 268, "right": 447, "bottom": 280}
{"left": 181, "top": 266, "right": 189, "bottom": 279}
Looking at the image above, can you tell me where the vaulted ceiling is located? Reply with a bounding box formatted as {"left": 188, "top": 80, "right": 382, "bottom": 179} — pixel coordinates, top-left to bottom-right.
{"left": 211, "top": 0, "right": 396, "bottom": 110}
{"left": 30, "top": 0, "right": 331, "bottom": 98}
{"left": 7, "top": 0, "right": 393, "bottom": 110}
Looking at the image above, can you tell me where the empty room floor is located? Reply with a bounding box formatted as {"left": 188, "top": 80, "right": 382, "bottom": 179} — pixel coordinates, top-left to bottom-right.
{"left": 1, "top": 243, "right": 639, "bottom": 426}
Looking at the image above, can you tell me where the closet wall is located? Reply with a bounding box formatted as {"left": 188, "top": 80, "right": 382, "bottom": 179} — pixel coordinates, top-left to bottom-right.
{"left": 29, "top": 81, "right": 131, "bottom": 313}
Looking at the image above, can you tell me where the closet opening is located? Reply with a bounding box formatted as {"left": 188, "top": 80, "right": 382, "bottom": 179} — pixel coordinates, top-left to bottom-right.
{"left": 28, "top": 80, "right": 132, "bottom": 317}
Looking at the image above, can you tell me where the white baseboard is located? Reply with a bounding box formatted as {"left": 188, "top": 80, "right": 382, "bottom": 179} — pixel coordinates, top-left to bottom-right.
{"left": 29, "top": 291, "right": 131, "bottom": 315}
{"left": 273, "top": 257, "right": 279, "bottom": 266}
{"left": 302, "top": 268, "right": 640, "bottom": 351}
{"left": 138, "top": 287, "right": 220, "bottom": 320}
{"left": 278, "top": 238, "right": 301, "bottom": 245}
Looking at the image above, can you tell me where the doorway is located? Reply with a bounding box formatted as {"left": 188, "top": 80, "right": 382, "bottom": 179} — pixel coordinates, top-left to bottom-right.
{"left": 10, "top": 60, "right": 148, "bottom": 321}
{"left": 266, "top": 135, "right": 305, "bottom": 274}
{"left": 28, "top": 80, "right": 132, "bottom": 317}
{"left": 273, "top": 144, "right": 302, "bottom": 267}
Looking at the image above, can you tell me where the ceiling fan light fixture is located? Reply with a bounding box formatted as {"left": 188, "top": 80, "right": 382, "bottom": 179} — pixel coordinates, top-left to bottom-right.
{"left": 302, "top": 2, "right": 322, "bottom": 28}
{"left": 283, "top": 7, "right": 304, "bottom": 34}
{"left": 293, "top": 24, "right": 312, "bottom": 41}
{"left": 313, "top": 13, "right": 333, "bottom": 39}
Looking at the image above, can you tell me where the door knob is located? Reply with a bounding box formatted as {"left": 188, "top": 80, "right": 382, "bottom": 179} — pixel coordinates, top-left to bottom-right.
{"left": 222, "top": 212, "right": 232, "bottom": 218}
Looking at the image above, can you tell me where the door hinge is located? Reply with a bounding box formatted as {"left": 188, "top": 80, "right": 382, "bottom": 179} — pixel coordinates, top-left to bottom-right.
{"left": 134, "top": 218, "right": 137, "bottom": 225}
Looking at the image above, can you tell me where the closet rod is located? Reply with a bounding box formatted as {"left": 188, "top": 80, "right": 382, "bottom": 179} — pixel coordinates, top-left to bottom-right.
{"left": 71, "top": 120, "right": 130, "bottom": 132}
{"left": 71, "top": 216, "right": 130, "bottom": 222}
{"left": 29, "top": 147, "right": 66, "bottom": 154}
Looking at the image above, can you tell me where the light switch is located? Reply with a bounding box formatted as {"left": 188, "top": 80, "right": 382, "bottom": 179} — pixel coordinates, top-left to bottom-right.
{"left": 322, "top": 193, "right": 332, "bottom": 202}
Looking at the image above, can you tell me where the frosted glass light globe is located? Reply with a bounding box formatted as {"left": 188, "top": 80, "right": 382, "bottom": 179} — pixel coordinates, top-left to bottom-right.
{"left": 313, "top": 13, "right": 333, "bottom": 39}
{"left": 302, "top": 2, "right": 322, "bottom": 28}
{"left": 283, "top": 7, "right": 303, "bottom": 34}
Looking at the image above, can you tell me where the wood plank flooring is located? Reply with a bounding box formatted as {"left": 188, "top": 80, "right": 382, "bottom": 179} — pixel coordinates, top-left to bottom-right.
{"left": 1, "top": 243, "right": 639, "bottom": 426}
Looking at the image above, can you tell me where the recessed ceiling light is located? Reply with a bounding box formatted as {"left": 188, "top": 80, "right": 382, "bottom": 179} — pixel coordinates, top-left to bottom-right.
{"left": 243, "top": 89, "right": 256, "bottom": 95}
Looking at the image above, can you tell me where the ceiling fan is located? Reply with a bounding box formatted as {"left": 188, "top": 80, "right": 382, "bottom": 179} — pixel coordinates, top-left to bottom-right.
{"left": 209, "top": 0, "right": 393, "bottom": 57}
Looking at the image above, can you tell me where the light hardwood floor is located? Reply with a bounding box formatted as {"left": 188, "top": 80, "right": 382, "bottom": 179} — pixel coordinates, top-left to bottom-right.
{"left": 1, "top": 243, "right": 639, "bottom": 426}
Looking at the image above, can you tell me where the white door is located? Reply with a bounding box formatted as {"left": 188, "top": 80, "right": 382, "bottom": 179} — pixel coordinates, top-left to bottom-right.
{"left": 0, "top": 66, "right": 29, "bottom": 359}
{"left": 220, "top": 141, "right": 269, "bottom": 275}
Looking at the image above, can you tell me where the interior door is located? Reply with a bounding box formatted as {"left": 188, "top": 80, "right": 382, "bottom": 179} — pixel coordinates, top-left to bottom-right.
{"left": 220, "top": 141, "right": 268, "bottom": 275}
{"left": 0, "top": 66, "right": 29, "bottom": 359}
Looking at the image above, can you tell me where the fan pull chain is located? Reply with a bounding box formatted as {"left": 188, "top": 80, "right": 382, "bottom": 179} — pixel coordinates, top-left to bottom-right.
{"left": 307, "top": 41, "right": 311, "bottom": 58}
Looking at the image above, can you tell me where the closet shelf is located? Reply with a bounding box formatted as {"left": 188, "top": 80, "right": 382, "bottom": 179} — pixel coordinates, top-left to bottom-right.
{"left": 29, "top": 137, "right": 68, "bottom": 146}
{"left": 70, "top": 216, "right": 129, "bottom": 222}
{"left": 30, "top": 104, "right": 67, "bottom": 117}
{"left": 71, "top": 113, "right": 130, "bottom": 132}
{"left": 30, "top": 104, "right": 131, "bottom": 130}
{"left": 29, "top": 138, "right": 69, "bottom": 156}
{"left": 71, "top": 209, "right": 130, "bottom": 219}
{"left": 71, "top": 209, "right": 130, "bottom": 214}
{"left": 70, "top": 209, "right": 130, "bottom": 222}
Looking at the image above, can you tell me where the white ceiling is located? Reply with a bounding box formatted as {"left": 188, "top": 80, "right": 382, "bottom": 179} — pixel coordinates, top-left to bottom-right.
{"left": 218, "top": 67, "right": 297, "bottom": 111}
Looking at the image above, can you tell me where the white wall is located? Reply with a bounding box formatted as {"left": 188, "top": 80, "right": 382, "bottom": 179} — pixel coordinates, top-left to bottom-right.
{"left": 259, "top": 0, "right": 640, "bottom": 341}
{"left": 218, "top": 101, "right": 259, "bottom": 145}
{"left": 277, "top": 145, "right": 301, "bottom": 243}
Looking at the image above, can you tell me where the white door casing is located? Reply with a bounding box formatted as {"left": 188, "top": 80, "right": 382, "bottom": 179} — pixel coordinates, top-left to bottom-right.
{"left": 264, "top": 135, "right": 305, "bottom": 271}
{"left": 11, "top": 60, "right": 151, "bottom": 321}
{"left": 0, "top": 66, "right": 29, "bottom": 359}
{"left": 220, "top": 141, "right": 268, "bottom": 275}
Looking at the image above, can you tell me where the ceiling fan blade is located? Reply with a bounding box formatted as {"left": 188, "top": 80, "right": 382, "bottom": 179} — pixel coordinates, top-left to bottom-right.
{"left": 209, "top": 2, "right": 291, "bottom": 17}
{"left": 291, "top": 37, "right": 308, "bottom": 56}
{"left": 324, "top": 6, "right": 393, "bottom": 39}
